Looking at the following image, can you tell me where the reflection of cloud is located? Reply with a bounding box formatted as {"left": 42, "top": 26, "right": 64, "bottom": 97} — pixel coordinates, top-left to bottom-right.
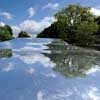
{"left": 42, "top": 86, "right": 100, "bottom": 100}
{"left": 44, "top": 88, "right": 73, "bottom": 100}
{"left": 45, "top": 72, "right": 56, "bottom": 78}
{"left": 20, "top": 45, "right": 48, "bottom": 51}
{"left": 26, "top": 42, "right": 43, "bottom": 46}
{"left": 88, "top": 87, "right": 99, "bottom": 100}
{"left": 19, "top": 53, "right": 56, "bottom": 68}
{"left": 82, "top": 87, "right": 100, "bottom": 100}
{"left": 37, "top": 90, "right": 43, "bottom": 100}
{"left": 26, "top": 68, "right": 35, "bottom": 75}
{"left": 86, "top": 65, "right": 100, "bottom": 75}
{"left": 13, "top": 41, "right": 51, "bottom": 53}
{"left": 3, "top": 41, "right": 12, "bottom": 48}
{"left": 26, "top": 42, "right": 49, "bottom": 49}
{"left": 2, "top": 62, "right": 13, "bottom": 72}
{"left": 26, "top": 41, "right": 53, "bottom": 46}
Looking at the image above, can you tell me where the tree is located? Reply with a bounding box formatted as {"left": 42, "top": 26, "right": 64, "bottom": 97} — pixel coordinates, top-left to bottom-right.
{"left": 0, "top": 25, "right": 13, "bottom": 41}
{"left": 74, "top": 22, "right": 98, "bottom": 46}
{"left": 55, "top": 5, "right": 95, "bottom": 25}
{"left": 37, "top": 22, "right": 60, "bottom": 38}
{"left": 18, "top": 31, "right": 30, "bottom": 38}
{"left": 37, "top": 4, "right": 98, "bottom": 46}
{"left": 94, "top": 16, "right": 100, "bottom": 44}
{"left": 5, "top": 25, "right": 13, "bottom": 36}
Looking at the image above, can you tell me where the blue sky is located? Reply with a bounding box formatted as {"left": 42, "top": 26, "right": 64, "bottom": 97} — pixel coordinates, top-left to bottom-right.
{"left": 0, "top": 0, "right": 100, "bottom": 37}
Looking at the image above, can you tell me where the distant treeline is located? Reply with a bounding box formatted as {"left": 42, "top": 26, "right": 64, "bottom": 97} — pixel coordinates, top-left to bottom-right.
{"left": 37, "top": 4, "right": 100, "bottom": 46}
{"left": 0, "top": 25, "right": 30, "bottom": 42}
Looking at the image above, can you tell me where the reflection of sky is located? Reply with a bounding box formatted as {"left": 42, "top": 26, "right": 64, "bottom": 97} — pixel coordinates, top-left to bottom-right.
{"left": 86, "top": 65, "right": 100, "bottom": 75}
{"left": 2, "top": 62, "right": 13, "bottom": 72}
{"left": 0, "top": 38, "right": 100, "bottom": 100}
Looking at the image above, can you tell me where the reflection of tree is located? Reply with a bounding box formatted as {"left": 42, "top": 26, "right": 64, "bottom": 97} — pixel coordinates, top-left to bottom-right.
{"left": 0, "top": 49, "right": 12, "bottom": 58}
{"left": 44, "top": 40, "right": 100, "bottom": 78}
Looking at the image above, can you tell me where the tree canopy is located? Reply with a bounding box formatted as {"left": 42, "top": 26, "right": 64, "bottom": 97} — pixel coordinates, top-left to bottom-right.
{"left": 0, "top": 25, "right": 31, "bottom": 41}
{"left": 0, "top": 25, "right": 13, "bottom": 41}
{"left": 18, "top": 31, "right": 30, "bottom": 38}
{"left": 37, "top": 5, "right": 99, "bottom": 46}
{"left": 94, "top": 16, "right": 100, "bottom": 44}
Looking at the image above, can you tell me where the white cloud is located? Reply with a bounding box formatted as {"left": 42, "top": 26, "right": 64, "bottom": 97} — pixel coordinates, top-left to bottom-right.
{"left": 27, "top": 7, "right": 35, "bottom": 18}
{"left": 43, "top": 3, "right": 59, "bottom": 10}
{"left": 12, "top": 16, "right": 56, "bottom": 37}
{"left": 0, "top": 22, "right": 5, "bottom": 26}
{"left": 11, "top": 26, "right": 21, "bottom": 37}
{"left": 19, "top": 19, "right": 40, "bottom": 34}
{"left": 91, "top": 8, "right": 100, "bottom": 16}
{"left": 0, "top": 12, "right": 13, "bottom": 20}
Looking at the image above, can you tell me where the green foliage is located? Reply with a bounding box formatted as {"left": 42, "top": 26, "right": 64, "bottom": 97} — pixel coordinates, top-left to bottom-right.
{"left": 0, "top": 25, "right": 13, "bottom": 41}
{"left": 94, "top": 16, "right": 100, "bottom": 43}
{"left": 37, "top": 22, "right": 60, "bottom": 38}
{"left": 18, "top": 31, "right": 30, "bottom": 38}
{"left": 5, "top": 25, "right": 13, "bottom": 36}
{"left": 37, "top": 4, "right": 99, "bottom": 46}
{"left": 55, "top": 5, "right": 94, "bottom": 25}
{"left": 0, "top": 24, "right": 31, "bottom": 41}
{"left": 74, "top": 22, "right": 98, "bottom": 46}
